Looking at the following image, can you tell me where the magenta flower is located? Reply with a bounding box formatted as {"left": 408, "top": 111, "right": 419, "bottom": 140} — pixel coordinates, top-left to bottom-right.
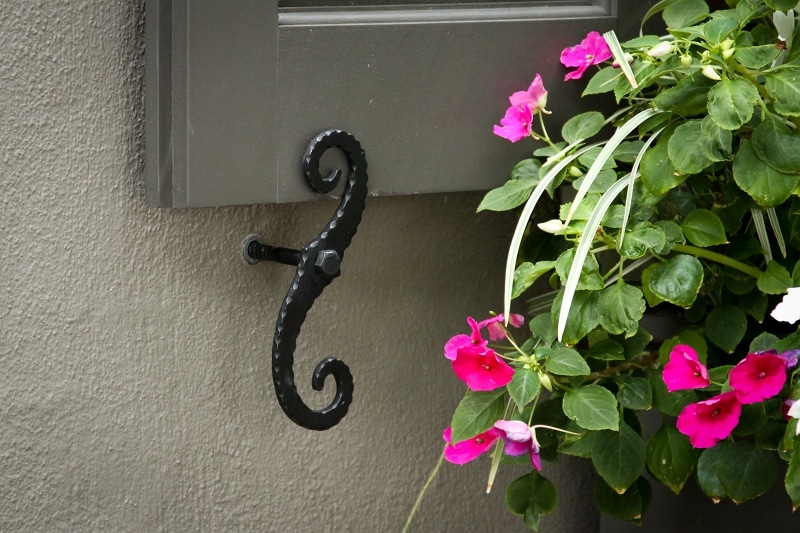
{"left": 729, "top": 352, "right": 787, "bottom": 404}
{"left": 442, "top": 426, "right": 500, "bottom": 464}
{"left": 779, "top": 350, "right": 800, "bottom": 370}
{"left": 444, "top": 317, "right": 487, "bottom": 361}
{"left": 509, "top": 74, "right": 548, "bottom": 113}
{"left": 560, "top": 31, "right": 612, "bottom": 81}
{"left": 493, "top": 104, "right": 534, "bottom": 142}
{"left": 477, "top": 313, "right": 525, "bottom": 341}
{"left": 677, "top": 391, "right": 742, "bottom": 448}
{"left": 451, "top": 345, "right": 514, "bottom": 391}
{"left": 493, "top": 420, "right": 541, "bottom": 471}
{"left": 662, "top": 344, "right": 709, "bottom": 392}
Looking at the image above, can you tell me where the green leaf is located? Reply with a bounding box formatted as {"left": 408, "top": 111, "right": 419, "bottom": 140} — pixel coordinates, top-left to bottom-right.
{"left": 681, "top": 208, "right": 727, "bottom": 247}
{"left": 652, "top": 71, "right": 715, "bottom": 116}
{"left": 647, "top": 254, "right": 704, "bottom": 308}
{"left": 696, "top": 445, "right": 728, "bottom": 500}
{"left": 614, "top": 141, "right": 646, "bottom": 163}
{"left": 646, "top": 420, "right": 698, "bottom": 494}
{"left": 555, "top": 249, "right": 604, "bottom": 291}
{"left": 586, "top": 338, "right": 626, "bottom": 361}
{"left": 767, "top": 0, "right": 799, "bottom": 11}
{"left": 707, "top": 78, "right": 760, "bottom": 130}
{"left": 703, "top": 14, "right": 738, "bottom": 43}
{"left": 552, "top": 290, "right": 602, "bottom": 346}
{"left": 598, "top": 283, "right": 646, "bottom": 337}
{"left": 651, "top": 370, "right": 698, "bottom": 417}
{"left": 699, "top": 115, "right": 733, "bottom": 162}
{"left": 662, "top": 0, "right": 708, "bottom": 28}
{"left": 734, "top": 140, "right": 798, "bottom": 208}
{"left": 717, "top": 441, "right": 777, "bottom": 503}
{"left": 618, "top": 222, "right": 666, "bottom": 259}
{"left": 562, "top": 111, "right": 605, "bottom": 144}
{"left": 616, "top": 375, "right": 652, "bottom": 410}
{"left": 529, "top": 313, "right": 556, "bottom": 347}
{"left": 757, "top": 260, "right": 792, "bottom": 294}
{"left": 450, "top": 389, "right": 506, "bottom": 443}
{"left": 563, "top": 385, "right": 620, "bottom": 431}
{"left": 765, "top": 71, "right": 800, "bottom": 116}
{"left": 640, "top": 140, "right": 685, "bottom": 196}
{"left": 735, "top": 43, "right": 781, "bottom": 69}
{"left": 505, "top": 472, "right": 558, "bottom": 524}
{"left": 477, "top": 178, "right": 537, "bottom": 212}
{"left": 592, "top": 423, "right": 646, "bottom": 493}
{"left": 668, "top": 120, "right": 712, "bottom": 175}
{"left": 508, "top": 367, "right": 541, "bottom": 413}
{"left": 752, "top": 115, "right": 800, "bottom": 174}
{"left": 594, "top": 477, "right": 651, "bottom": 525}
{"left": 583, "top": 66, "right": 623, "bottom": 96}
{"left": 705, "top": 304, "right": 748, "bottom": 353}
{"left": 786, "top": 436, "right": 800, "bottom": 510}
{"left": 512, "top": 261, "right": 556, "bottom": 299}
{"left": 547, "top": 347, "right": 591, "bottom": 376}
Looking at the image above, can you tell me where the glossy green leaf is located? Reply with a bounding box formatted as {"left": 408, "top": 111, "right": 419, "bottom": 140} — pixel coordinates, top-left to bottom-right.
{"left": 646, "top": 420, "right": 698, "bottom": 494}
{"left": 697, "top": 445, "right": 728, "bottom": 500}
{"left": 668, "top": 120, "right": 712, "bottom": 175}
{"left": 765, "top": 71, "right": 800, "bottom": 116}
{"left": 786, "top": 436, "right": 800, "bottom": 510}
{"left": 651, "top": 370, "right": 698, "bottom": 417}
{"left": 584, "top": 66, "right": 622, "bottom": 96}
{"left": 705, "top": 304, "right": 748, "bottom": 353}
{"left": 563, "top": 385, "right": 620, "bottom": 431}
{"left": 703, "top": 14, "right": 738, "bottom": 43}
{"left": 477, "top": 178, "right": 537, "bottom": 212}
{"left": 640, "top": 140, "right": 685, "bottom": 196}
{"left": 598, "top": 283, "right": 646, "bottom": 337}
{"left": 547, "top": 347, "right": 591, "bottom": 376}
{"left": 556, "top": 249, "right": 604, "bottom": 291}
{"left": 552, "top": 290, "right": 602, "bottom": 346}
{"left": 618, "top": 222, "right": 666, "bottom": 259}
{"left": 681, "top": 208, "right": 727, "bottom": 247}
{"left": 757, "top": 260, "right": 792, "bottom": 294}
{"left": 529, "top": 313, "right": 556, "bottom": 347}
{"left": 647, "top": 254, "right": 704, "bottom": 308}
{"left": 652, "top": 72, "right": 715, "bottom": 116}
{"left": 707, "top": 77, "right": 760, "bottom": 130}
{"left": 592, "top": 423, "right": 646, "bottom": 492}
{"left": 505, "top": 472, "right": 558, "bottom": 524}
{"left": 735, "top": 43, "right": 781, "bottom": 69}
{"left": 699, "top": 115, "right": 732, "bottom": 162}
{"left": 594, "top": 477, "right": 651, "bottom": 525}
{"left": 767, "top": 0, "right": 799, "bottom": 11}
{"left": 717, "top": 441, "right": 777, "bottom": 503}
{"left": 734, "top": 141, "right": 798, "bottom": 207}
{"left": 562, "top": 111, "right": 605, "bottom": 144}
{"left": 508, "top": 367, "right": 541, "bottom": 413}
{"left": 752, "top": 115, "right": 800, "bottom": 174}
{"left": 662, "top": 0, "right": 708, "bottom": 28}
{"left": 450, "top": 389, "right": 506, "bottom": 443}
{"left": 512, "top": 261, "right": 556, "bottom": 299}
{"left": 616, "top": 375, "right": 652, "bottom": 410}
{"left": 586, "top": 338, "right": 626, "bottom": 361}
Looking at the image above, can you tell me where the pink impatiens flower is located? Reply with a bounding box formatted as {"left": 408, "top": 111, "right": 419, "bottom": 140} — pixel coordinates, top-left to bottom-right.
{"left": 451, "top": 345, "right": 514, "bottom": 391}
{"left": 677, "top": 391, "right": 742, "bottom": 448}
{"left": 443, "top": 426, "right": 500, "bottom": 464}
{"left": 560, "top": 31, "right": 612, "bottom": 81}
{"left": 509, "top": 74, "right": 548, "bottom": 114}
{"left": 729, "top": 352, "right": 787, "bottom": 404}
{"left": 493, "top": 104, "right": 534, "bottom": 142}
{"left": 478, "top": 313, "right": 525, "bottom": 341}
{"left": 493, "top": 420, "right": 541, "bottom": 471}
{"left": 444, "top": 317, "right": 487, "bottom": 361}
{"left": 662, "top": 344, "right": 710, "bottom": 392}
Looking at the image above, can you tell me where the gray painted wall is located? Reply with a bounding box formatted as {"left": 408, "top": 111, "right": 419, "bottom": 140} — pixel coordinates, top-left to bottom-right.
{"left": 2, "top": 1, "right": 798, "bottom": 531}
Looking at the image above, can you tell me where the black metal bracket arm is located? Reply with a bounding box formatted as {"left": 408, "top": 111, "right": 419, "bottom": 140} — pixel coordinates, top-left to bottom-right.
{"left": 243, "top": 130, "right": 367, "bottom": 431}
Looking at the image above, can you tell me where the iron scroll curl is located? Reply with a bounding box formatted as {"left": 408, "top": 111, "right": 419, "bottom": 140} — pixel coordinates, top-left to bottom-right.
{"left": 269, "top": 129, "right": 367, "bottom": 430}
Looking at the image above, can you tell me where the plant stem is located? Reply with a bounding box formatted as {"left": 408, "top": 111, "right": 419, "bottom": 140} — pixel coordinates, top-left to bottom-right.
{"left": 402, "top": 451, "right": 444, "bottom": 533}
{"left": 671, "top": 243, "right": 764, "bottom": 279}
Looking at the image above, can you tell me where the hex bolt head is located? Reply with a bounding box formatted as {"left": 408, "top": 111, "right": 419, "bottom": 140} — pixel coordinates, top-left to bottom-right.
{"left": 314, "top": 249, "right": 341, "bottom": 277}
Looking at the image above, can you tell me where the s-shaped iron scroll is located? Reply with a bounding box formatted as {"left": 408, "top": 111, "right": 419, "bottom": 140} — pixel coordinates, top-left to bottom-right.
{"left": 243, "top": 130, "right": 367, "bottom": 430}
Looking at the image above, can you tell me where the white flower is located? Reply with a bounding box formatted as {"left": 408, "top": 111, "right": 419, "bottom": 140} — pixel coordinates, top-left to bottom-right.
{"left": 788, "top": 401, "right": 800, "bottom": 435}
{"left": 771, "top": 287, "right": 800, "bottom": 324}
{"left": 701, "top": 65, "right": 721, "bottom": 81}
{"left": 537, "top": 219, "right": 565, "bottom": 234}
{"left": 647, "top": 41, "right": 673, "bottom": 59}
{"left": 774, "top": 9, "right": 795, "bottom": 50}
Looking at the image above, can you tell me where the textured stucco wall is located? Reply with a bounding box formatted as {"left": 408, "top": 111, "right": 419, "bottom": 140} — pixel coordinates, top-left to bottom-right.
{"left": 0, "top": 1, "right": 596, "bottom": 531}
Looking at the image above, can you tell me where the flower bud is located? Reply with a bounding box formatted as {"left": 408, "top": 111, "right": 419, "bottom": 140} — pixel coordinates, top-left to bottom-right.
{"left": 722, "top": 47, "right": 735, "bottom": 59}
{"left": 720, "top": 38, "right": 735, "bottom": 51}
{"left": 647, "top": 41, "right": 673, "bottom": 59}
{"left": 568, "top": 165, "right": 583, "bottom": 178}
{"left": 702, "top": 65, "right": 722, "bottom": 81}
{"left": 537, "top": 219, "right": 565, "bottom": 234}
{"left": 680, "top": 54, "right": 693, "bottom": 68}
